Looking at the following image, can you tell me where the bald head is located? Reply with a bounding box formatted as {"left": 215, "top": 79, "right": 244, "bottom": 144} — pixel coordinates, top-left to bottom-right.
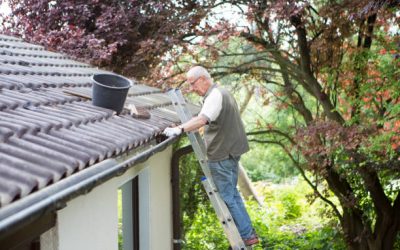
{"left": 186, "top": 66, "right": 212, "bottom": 81}
{"left": 186, "top": 66, "right": 213, "bottom": 96}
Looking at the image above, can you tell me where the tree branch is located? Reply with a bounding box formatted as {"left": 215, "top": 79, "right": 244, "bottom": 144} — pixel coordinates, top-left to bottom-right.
{"left": 277, "top": 59, "right": 314, "bottom": 125}
{"left": 358, "top": 167, "right": 392, "bottom": 213}
{"left": 239, "top": 85, "right": 254, "bottom": 115}
{"left": 290, "top": 14, "right": 313, "bottom": 76}
{"left": 246, "top": 129, "right": 296, "bottom": 145}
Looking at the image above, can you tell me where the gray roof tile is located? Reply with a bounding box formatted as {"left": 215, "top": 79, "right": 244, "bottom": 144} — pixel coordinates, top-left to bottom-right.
{"left": 0, "top": 34, "right": 200, "bottom": 207}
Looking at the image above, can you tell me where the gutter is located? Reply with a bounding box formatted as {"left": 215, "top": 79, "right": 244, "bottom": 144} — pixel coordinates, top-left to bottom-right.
{"left": 171, "top": 145, "right": 193, "bottom": 250}
{"left": 0, "top": 135, "right": 178, "bottom": 239}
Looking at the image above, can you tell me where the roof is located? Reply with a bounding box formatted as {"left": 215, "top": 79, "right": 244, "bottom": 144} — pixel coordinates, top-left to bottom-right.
{"left": 0, "top": 34, "right": 197, "bottom": 209}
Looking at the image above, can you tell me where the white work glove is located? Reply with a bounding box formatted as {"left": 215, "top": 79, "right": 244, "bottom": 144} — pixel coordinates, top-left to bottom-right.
{"left": 163, "top": 126, "right": 183, "bottom": 137}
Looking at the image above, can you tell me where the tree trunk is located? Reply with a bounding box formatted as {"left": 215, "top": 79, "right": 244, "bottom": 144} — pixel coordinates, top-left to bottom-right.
{"left": 239, "top": 85, "right": 254, "bottom": 115}
{"left": 237, "top": 162, "right": 264, "bottom": 206}
{"left": 341, "top": 206, "right": 400, "bottom": 250}
{"left": 369, "top": 209, "right": 400, "bottom": 250}
{"left": 341, "top": 209, "right": 370, "bottom": 250}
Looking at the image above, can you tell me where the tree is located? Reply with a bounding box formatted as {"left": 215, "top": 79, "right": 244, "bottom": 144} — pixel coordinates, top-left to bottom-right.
{"left": 151, "top": 1, "right": 400, "bottom": 249}
{"left": 1, "top": 0, "right": 212, "bottom": 78}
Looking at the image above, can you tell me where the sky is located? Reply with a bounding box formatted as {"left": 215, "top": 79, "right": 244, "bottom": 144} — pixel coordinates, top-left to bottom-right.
{"left": 0, "top": 1, "right": 11, "bottom": 16}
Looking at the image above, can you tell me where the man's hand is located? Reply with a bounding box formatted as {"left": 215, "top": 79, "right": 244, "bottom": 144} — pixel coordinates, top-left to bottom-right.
{"left": 163, "top": 127, "right": 182, "bottom": 137}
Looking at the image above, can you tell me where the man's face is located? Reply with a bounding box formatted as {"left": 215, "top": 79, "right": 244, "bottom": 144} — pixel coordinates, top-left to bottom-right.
{"left": 188, "top": 76, "right": 207, "bottom": 96}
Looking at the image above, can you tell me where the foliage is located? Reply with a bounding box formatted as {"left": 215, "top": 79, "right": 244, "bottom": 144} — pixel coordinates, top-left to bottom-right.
{"left": 174, "top": 137, "right": 209, "bottom": 237}
{"left": 240, "top": 83, "right": 300, "bottom": 182}
{"left": 1, "top": 0, "right": 211, "bottom": 78}
{"left": 183, "top": 203, "right": 230, "bottom": 249}
{"left": 241, "top": 143, "right": 297, "bottom": 182}
{"left": 183, "top": 179, "right": 346, "bottom": 250}
{"left": 118, "top": 189, "right": 123, "bottom": 250}
{"left": 280, "top": 191, "right": 302, "bottom": 219}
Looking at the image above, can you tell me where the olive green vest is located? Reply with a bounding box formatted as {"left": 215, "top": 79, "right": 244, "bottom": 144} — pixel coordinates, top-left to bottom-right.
{"left": 203, "top": 85, "right": 249, "bottom": 161}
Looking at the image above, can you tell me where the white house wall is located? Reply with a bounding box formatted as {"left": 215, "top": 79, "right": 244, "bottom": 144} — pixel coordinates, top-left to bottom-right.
{"left": 43, "top": 145, "right": 173, "bottom": 250}
{"left": 142, "top": 148, "right": 175, "bottom": 250}
{"left": 57, "top": 175, "right": 119, "bottom": 250}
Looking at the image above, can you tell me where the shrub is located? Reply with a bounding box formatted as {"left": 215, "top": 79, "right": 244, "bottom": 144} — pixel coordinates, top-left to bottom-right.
{"left": 183, "top": 179, "right": 346, "bottom": 250}
{"left": 280, "top": 192, "right": 302, "bottom": 219}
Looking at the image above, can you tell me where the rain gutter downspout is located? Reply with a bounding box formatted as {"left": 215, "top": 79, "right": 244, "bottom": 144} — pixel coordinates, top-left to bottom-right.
{"left": 171, "top": 145, "right": 193, "bottom": 250}
{"left": 0, "top": 136, "right": 178, "bottom": 239}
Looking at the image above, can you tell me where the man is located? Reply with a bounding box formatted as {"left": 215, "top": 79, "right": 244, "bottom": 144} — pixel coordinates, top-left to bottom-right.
{"left": 163, "top": 66, "right": 259, "bottom": 246}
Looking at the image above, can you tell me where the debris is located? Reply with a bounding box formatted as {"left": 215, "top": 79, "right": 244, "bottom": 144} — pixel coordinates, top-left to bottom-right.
{"left": 126, "top": 103, "right": 151, "bottom": 119}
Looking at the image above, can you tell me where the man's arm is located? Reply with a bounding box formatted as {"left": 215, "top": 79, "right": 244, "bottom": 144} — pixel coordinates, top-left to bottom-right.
{"left": 179, "top": 87, "right": 222, "bottom": 132}
{"left": 163, "top": 88, "right": 221, "bottom": 137}
{"left": 163, "top": 115, "right": 208, "bottom": 137}
{"left": 179, "top": 115, "right": 208, "bottom": 132}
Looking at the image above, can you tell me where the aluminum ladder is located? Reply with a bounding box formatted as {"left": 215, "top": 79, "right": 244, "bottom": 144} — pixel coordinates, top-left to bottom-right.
{"left": 167, "top": 88, "right": 249, "bottom": 250}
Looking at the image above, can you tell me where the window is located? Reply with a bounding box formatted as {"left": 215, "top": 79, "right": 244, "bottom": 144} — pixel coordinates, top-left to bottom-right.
{"left": 118, "top": 176, "right": 139, "bottom": 250}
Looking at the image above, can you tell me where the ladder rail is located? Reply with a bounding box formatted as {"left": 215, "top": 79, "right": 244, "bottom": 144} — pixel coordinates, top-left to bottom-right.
{"left": 168, "top": 88, "right": 247, "bottom": 250}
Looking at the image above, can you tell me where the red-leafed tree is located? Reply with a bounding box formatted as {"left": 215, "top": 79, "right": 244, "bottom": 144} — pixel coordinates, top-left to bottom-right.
{"left": 1, "top": 0, "right": 213, "bottom": 78}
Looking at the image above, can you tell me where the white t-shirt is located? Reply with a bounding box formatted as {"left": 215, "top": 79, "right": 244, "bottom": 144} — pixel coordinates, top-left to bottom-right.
{"left": 199, "top": 87, "right": 223, "bottom": 122}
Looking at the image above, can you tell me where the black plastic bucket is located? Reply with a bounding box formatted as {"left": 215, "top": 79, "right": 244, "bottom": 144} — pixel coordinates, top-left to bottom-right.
{"left": 92, "top": 73, "right": 132, "bottom": 114}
